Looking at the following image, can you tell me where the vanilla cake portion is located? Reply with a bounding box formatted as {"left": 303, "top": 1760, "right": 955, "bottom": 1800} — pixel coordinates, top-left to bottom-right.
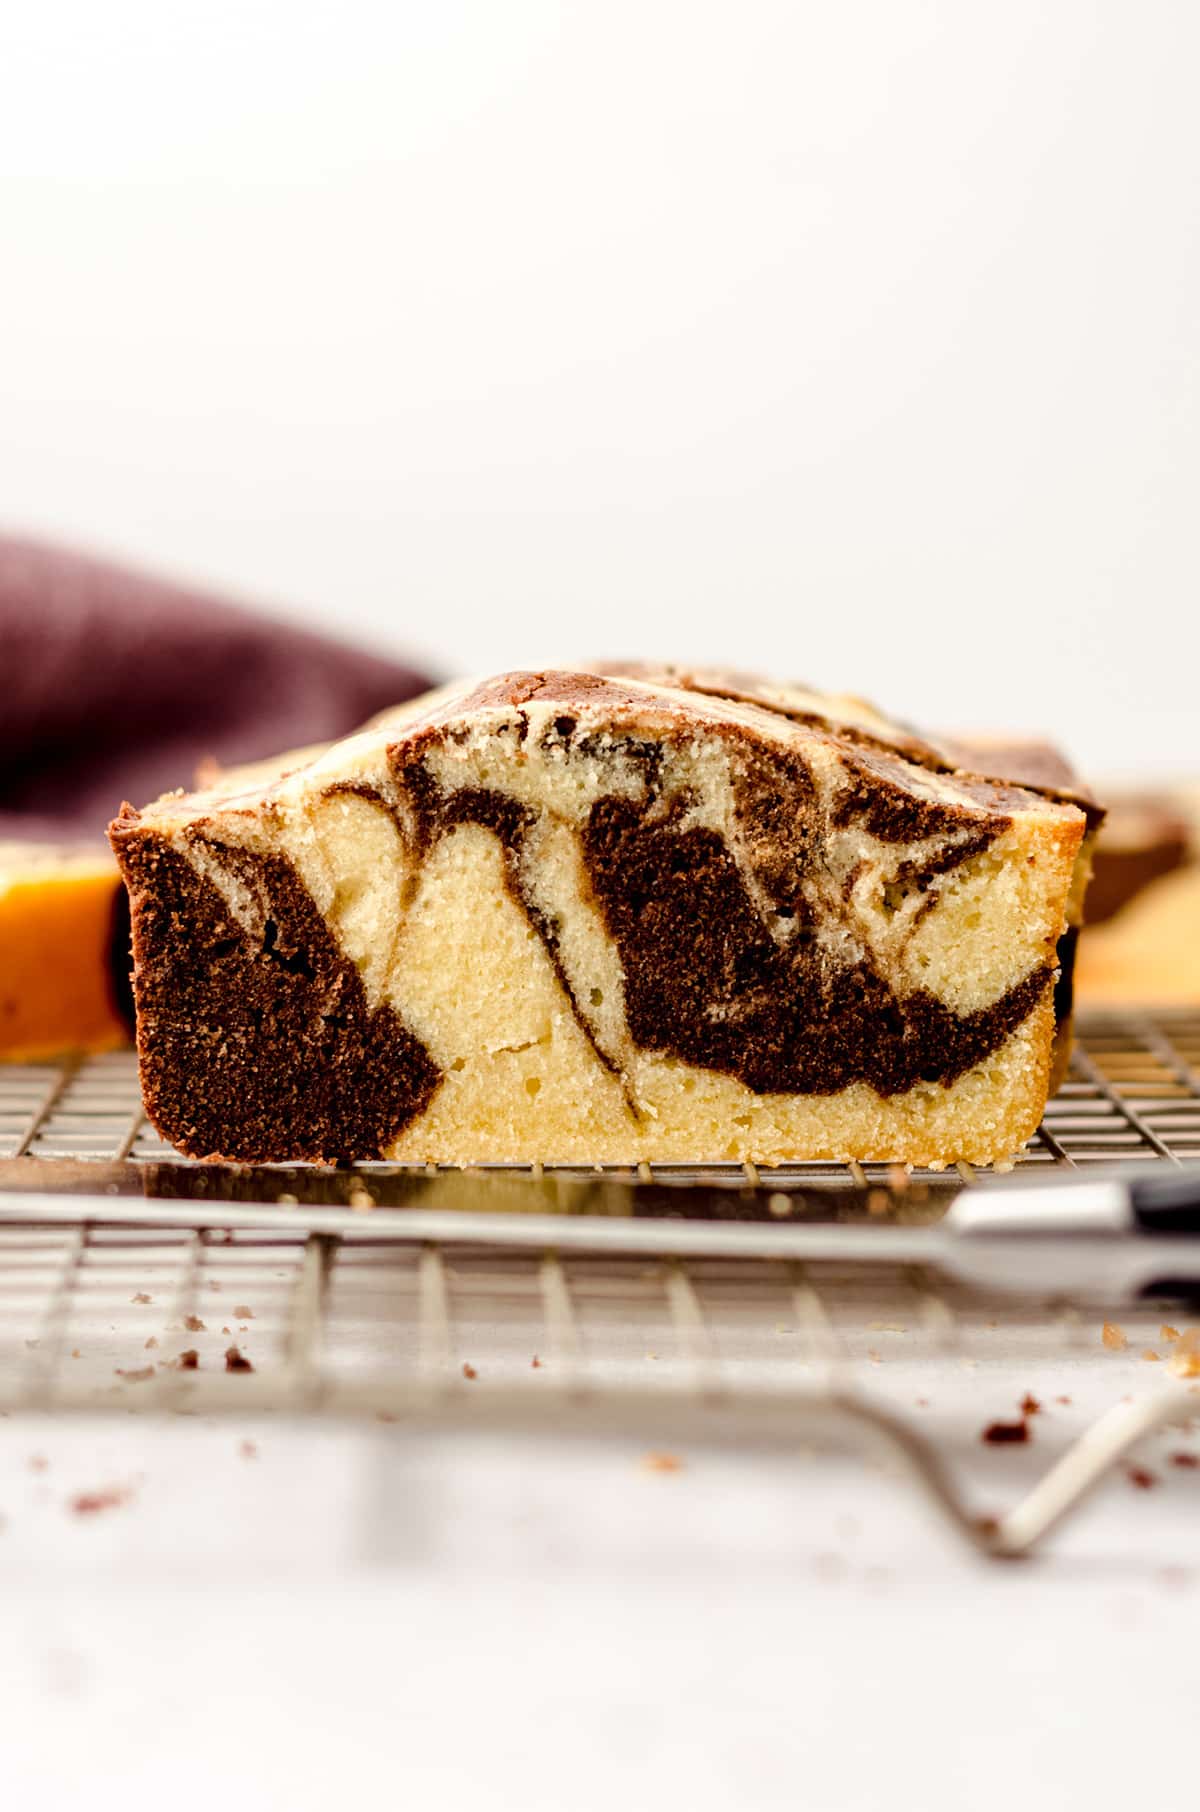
{"left": 109, "top": 670, "right": 1093, "bottom": 1166}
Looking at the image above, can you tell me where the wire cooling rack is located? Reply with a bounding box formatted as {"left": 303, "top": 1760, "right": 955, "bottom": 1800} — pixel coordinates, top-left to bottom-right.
{"left": 0, "top": 1007, "right": 1197, "bottom": 1559}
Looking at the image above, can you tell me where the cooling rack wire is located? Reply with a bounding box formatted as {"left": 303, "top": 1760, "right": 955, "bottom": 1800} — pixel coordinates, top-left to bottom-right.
{"left": 0, "top": 1007, "right": 1198, "bottom": 1560}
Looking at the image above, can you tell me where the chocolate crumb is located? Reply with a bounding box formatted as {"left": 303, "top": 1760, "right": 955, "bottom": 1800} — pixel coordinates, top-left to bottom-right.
{"left": 1170, "top": 1451, "right": 1199, "bottom": 1469}
{"left": 233, "top": 1305, "right": 254, "bottom": 1320}
{"left": 461, "top": 1363, "right": 477, "bottom": 1381}
{"left": 183, "top": 1315, "right": 206, "bottom": 1333}
{"left": 130, "top": 1292, "right": 153, "bottom": 1305}
{"left": 642, "top": 1451, "right": 684, "bottom": 1473}
{"left": 176, "top": 1349, "right": 200, "bottom": 1370}
{"left": 224, "top": 1345, "right": 254, "bottom": 1373}
{"left": 70, "top": 1486, "right": 131, "bottom": 1516}
{"left": 1126, "top": 1465, "right": 1157, "bottom": 1490}
{"left": 115, "top": 1366, "right": 155, "bottom": 1383}
{"left": 1019, "top": 1393, "right": 1042, "bottom": 1416}
{"left": 982, "top": 1419, "right": 1030, "bottom": 1445}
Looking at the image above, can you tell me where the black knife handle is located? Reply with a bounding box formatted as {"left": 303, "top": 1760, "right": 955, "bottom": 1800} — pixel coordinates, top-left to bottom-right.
{"left": 1130, "top": 1168, "right": 1200, "bottom": 1234}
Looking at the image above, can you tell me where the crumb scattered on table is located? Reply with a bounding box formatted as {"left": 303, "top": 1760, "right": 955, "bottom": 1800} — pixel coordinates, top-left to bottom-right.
{"left": 982, "top": 1419, "right": 1030, "bottom": 1445}
{"left": 70, "top": 1486, "right": 131, "bottom": 1517}
{"left": 1102, "top": 1322, "right": 1128, "bottom": 1352}
{"left": 183, "top": 1315, "right": 206, "bottom": 1333}
{"left": 1126, "top": 1465, "right": 1157, "bottom": 1490}
{"left": 642, "top": 1451, "right": 683, "bottom": 1473}
{"left": 224, "top": 1345, "right": 254, "bottom": 1373}
{"left": 531, "top": 1355, "right": 542, "bottom": 1369}
{"left": 1019, "top": 1393, "right": 1041, "bottom": 1416}
{"left": 1162, "top": 1325, "right": 1182, "bottom": 1343}
{"left": 233, "top": 1305, "right": 254, "bottom": 1320}
{"left": 239, "top": 1440, "right": 257, "bottom": 1460}
{"left": 461, "top": 1362, "right": 477, "bottom": 1381}
{"left": 1142, "top": 1350, "right": 1162, "bottom": 1363}
{"left": 130, "top": 1293, "right": 152, "bottom": 1305}
{"left": 1170, "top": 1451, "right": 1199, "bottom": 1469}
{"left": 175, "top": 1349, "right": 199, "bottom": 1370}
{"left": 144, "top": 1337, "right": 158, "bottom": 1351}
{"left": 115, "top": 1366, "right": 155, "bottom": 1384}
{"left": 1056, "top": 1395, "right": 1072, "bottom": 1406}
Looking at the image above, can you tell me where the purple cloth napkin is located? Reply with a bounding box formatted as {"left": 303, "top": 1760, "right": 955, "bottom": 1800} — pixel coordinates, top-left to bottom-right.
{"left": 0, "top": 537, "right": 435, "bottom": 842}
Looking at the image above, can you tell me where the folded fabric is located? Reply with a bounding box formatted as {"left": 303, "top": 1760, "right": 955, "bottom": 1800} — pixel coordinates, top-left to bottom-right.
{"left": 0, "top": 535, "right": 433, "bottom": 841}
{"left": 0, "top": 536, "right": 434, "bottom": 1058}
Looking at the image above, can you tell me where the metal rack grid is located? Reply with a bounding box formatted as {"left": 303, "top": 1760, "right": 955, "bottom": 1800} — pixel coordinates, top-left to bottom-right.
{"left": 0, "top": 1007, "right": 1198, "bottom": 1560}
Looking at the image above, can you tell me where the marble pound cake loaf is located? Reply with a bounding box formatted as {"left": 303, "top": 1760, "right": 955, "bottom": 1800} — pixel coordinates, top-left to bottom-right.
{"left": 109, "top": 669, "right": 1096, "bottom": 1167}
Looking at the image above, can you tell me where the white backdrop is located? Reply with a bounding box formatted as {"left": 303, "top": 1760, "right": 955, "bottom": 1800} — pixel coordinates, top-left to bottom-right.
{"left": 3, "top": 2, "right": 1198, "bottom": 776}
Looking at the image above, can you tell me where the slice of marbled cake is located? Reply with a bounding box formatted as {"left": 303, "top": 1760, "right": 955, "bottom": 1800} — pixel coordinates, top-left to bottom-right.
{"left": 110, "top": 669, "right": 1096, "bottom": 1166}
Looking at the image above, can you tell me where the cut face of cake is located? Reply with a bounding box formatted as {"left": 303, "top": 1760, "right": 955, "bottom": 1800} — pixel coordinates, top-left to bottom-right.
{"left": 110, "top": 670, "right": 1095, "bottom": 1167}
{"left": 1075, "top": 785, "right": 1200, "bottom": 1004}
{"left": 0, "top": 842, "right": 131, "bottom": 1061}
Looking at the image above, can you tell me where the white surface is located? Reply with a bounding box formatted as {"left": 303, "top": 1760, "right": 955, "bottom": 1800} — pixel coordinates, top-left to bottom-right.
{"left": 1, "top": 1306, "right": 1197, "bottom": 1810}
{"left": 3, "top": 3, "right": 1200, "bottom": 773}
